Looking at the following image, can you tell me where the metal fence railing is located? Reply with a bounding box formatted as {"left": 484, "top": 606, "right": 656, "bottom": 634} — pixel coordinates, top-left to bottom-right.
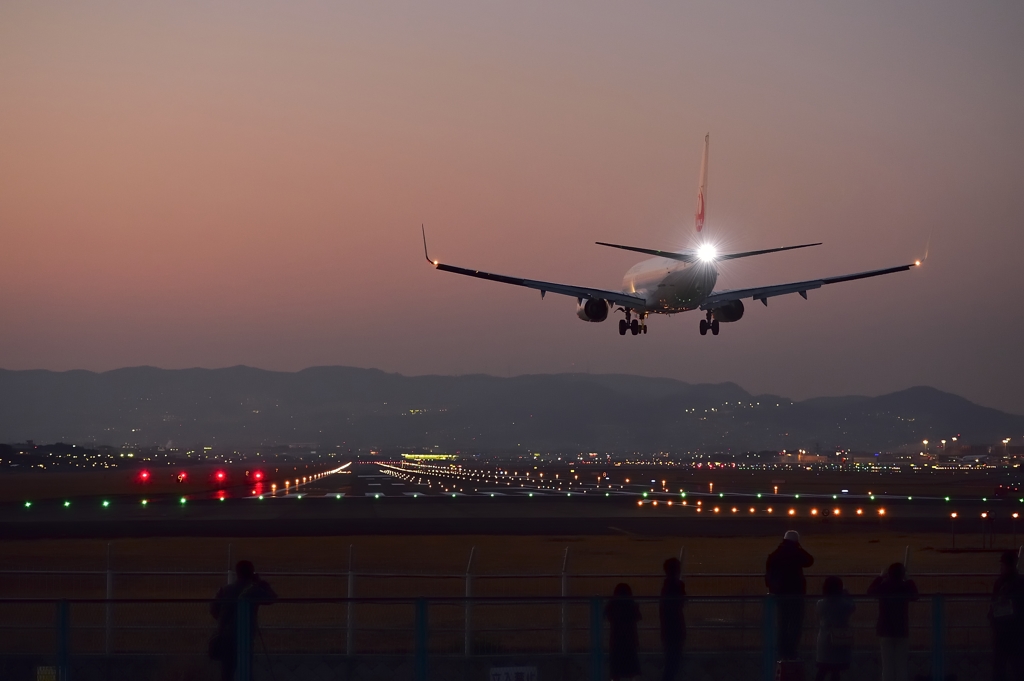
{"left": 0, "top": 594, "right": 1001, "bottom": 681}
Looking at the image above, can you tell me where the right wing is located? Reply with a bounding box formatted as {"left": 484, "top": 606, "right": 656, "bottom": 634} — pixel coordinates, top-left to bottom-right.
{"left": 424, "top": 228, "right": 647, "bottom": 310}
{"left": 700, "top": 262, "right": 920, "bottom": 309}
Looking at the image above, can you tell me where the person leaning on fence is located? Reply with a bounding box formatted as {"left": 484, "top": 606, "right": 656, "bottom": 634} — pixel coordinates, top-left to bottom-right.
{"left": 867, "top": 562, "right": 918, "bottom": 681}
{"left": 766, "top": 530, "right": 815, "bottom": 660}
{"left": 815, "top": 576, "right": 855, "bottom": 681}
{"left": 606, "top": 583, "right": 642, "bottom": 681}
{"left": 209, "top": 560, "right": 278, "bottom": 681}
{"left": 660, "top": 558, "right": 686, "bottom": 681}
{"left": 989, "top": 550, "right": 1024, "bottom": 681}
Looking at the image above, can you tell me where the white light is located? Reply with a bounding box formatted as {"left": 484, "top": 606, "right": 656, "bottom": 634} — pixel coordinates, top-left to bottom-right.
{"left": 697, "top": 244, "right": 717, "bottom": 262}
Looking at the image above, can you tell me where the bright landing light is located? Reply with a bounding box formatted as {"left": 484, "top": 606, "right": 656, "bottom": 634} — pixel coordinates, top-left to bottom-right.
{"left": 696, "top": 244, "right": 717, "bottom": 262}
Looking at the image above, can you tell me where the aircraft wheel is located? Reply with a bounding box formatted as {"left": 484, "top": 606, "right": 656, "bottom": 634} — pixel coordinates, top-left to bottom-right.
{"left": 642, "top": 325, "right": 647, "bottom": 335}
{"left": 618, "top": 319, "right": 627, "bottom": 336}
{"left": 711, "top": 320, "right": 720, "bottom": 336}
{"left": 699, "top": 319, "right": 708, "bottom": 336}
{"left": 630, "top": 319, "right": 639, "bottom": 335}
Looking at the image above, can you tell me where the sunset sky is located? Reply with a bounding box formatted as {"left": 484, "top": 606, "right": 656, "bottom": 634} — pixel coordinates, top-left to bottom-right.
{"left": 2, "top": 1, "right": 1022, "bottom": 412}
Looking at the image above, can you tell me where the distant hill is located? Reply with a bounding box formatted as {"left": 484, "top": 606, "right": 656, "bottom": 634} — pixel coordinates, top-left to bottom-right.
{"left": 0, "top": 366, "right": 1020, "bottom": 453}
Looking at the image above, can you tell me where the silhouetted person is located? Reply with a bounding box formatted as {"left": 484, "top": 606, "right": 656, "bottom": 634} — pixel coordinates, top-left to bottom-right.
{"left": 867, "top": 562, "right": 918, "bottom": 681}
{"left": 989, "top": 551, "right": 1024, "bottom": 681}
{"left": 660, "top": 558, "right": 686, "bottom": 681}
{"left": 606, "top": 583, "right": 642, "bottom": 681}
{"left": 766, "top": 530, "right": 814, "bottom": 660}
{"left": 209, "top": 560, "right": 277, "bottom": 681}
{"left": 815, "top": 576, "right": 855, "bottom": 681}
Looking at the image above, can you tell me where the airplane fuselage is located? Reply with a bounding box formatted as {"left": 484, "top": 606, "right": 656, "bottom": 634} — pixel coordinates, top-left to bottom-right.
{"left": 622, "top": 257, "right": 718, "bottom": 313}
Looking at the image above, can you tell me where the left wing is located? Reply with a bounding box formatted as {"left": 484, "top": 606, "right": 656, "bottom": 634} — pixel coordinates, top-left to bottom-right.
{"left": 700, "top": 262, "right": 920, "bottom": 309}
{"left": 423, "top": 228, "right": 648, "bottom": 310}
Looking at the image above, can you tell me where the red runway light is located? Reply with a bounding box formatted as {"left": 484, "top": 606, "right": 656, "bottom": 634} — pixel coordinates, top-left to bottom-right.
{"left": 176, "top": 471, "right": 188, "bottom": 483}
{"left": 215, "top": 470, "right": 226, "bottom": 482}
{"left": 138, "top": 470, "right": 150, "bottom": 482}
{"left": 253, "top": 471, "right": 264, "bottom": 481}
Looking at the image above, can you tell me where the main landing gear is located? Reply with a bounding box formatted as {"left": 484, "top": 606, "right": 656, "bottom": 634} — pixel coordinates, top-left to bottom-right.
{"left": 618, "top": 311, "right": 647, "bottom": 336}
{"left": 699, "top": 311, "right": 719, "bottom": 336}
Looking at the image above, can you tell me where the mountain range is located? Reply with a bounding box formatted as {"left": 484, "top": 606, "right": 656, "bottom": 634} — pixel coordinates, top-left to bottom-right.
{"left": 0, "top": 366, "right": 1020, "bottom": 453}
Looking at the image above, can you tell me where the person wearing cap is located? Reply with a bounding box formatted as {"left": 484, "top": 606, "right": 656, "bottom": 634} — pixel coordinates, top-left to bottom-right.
{"left": 867, "top": 562, "right": 918, "bottom": 681}
{"left": 989, "top": 550, "right": 1024, "bottom": 681}
{"left": 209, "top": 560, "right": 278, "bottom": 681}
{"left": 765, "top": 530, "right": 815, "bottom": 660}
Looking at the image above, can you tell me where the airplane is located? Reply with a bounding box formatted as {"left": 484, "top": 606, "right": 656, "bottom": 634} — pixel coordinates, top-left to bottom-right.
{"left": 423, "top": 135, "right": 920, "bottom": 337}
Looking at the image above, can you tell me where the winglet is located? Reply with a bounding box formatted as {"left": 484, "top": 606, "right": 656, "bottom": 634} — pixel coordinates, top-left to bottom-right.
{"left": 422, "top": 225, "right": 438, "bottom": 267}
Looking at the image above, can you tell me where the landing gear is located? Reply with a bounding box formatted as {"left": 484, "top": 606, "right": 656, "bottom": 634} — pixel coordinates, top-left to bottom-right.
{"left": 700, "top": 312, "right": 720, "bottom": 336}
{"left": 618, "top": 311, "right": 647, "bottom": 337}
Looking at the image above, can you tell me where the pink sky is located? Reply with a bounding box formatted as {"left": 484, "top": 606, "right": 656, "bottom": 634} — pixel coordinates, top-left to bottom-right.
{"left": 1, "top": 0, "right": 1022, "bottom": 412}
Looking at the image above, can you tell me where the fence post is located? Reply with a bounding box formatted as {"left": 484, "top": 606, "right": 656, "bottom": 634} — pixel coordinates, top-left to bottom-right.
{"left": 56, "top": 600, "right": 70, "bottom": 681}
{"left": 762, "top": 596, "right": 776, "bottom": 681}
{"left": 415, "top": 599, "right": 428, "bottom": 681}
{"left": 464, "top": 546, "right": 475, "bottom": 656}
{"left": 561, "top": 546, "right": 569, "bottom": 654}
{"left": 104, "top": 542, "right": 112, "bottom": 655}
{"left": 931, "top": 595, "right": 944, "bottom": 681}
{"left": 236, "top": 600, "right": 252, "bottom": 681}
{"left": 589, "top": 597, "right": 602, "bottom": 681}
{"left": 226, "top": 543, "right": 234, "bottom": 584}
{"left": 346, "top": 544, "right": 355, "bottom": 656}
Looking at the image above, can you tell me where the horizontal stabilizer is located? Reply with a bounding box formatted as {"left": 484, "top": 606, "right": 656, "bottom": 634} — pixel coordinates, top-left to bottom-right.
{"left": 595, "top": 241, "right": 822, "bottom": 263}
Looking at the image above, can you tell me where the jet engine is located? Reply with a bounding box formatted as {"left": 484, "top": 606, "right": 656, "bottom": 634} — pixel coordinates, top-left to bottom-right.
{"left": 576, "top": 298, "right": 610, "bottom": 322}
{"left": 710, "top": 300, "right": 744, "bottom": 323}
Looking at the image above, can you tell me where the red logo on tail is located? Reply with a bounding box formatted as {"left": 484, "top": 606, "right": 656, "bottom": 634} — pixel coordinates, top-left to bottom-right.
{"left": 695, "top": 189, "right": 705, "bottom": 232}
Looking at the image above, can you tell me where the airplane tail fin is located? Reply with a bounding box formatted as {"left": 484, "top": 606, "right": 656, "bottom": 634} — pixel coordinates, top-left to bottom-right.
{"left": 695, "top": 133, "right": 709, "bottom": 233}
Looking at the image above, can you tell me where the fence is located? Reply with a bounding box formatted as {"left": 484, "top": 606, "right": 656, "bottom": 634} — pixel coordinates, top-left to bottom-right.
{"left": 0, "top": 594, "right": 999, "bottom": 681}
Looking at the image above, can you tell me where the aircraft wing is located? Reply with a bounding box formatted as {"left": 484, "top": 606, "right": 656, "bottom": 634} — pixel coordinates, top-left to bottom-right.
{"left": 699, "top": 262, "right": 919, "bottom": 309}
{"left": 424, "top": 228, "right": 648, "bottom": 310}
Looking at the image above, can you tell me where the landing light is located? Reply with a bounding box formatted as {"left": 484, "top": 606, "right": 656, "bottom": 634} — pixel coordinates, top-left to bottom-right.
{"left": 697, "top": 244, "right": 717, "bottom": 262}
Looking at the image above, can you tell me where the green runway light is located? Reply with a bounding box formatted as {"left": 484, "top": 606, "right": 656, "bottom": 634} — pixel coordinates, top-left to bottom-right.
{"left": 141, "top": 500, "right": 148, "bottom": 506}
{"left": 490, "top": 493, "right": 494, "bottom": 497}
{"left": 795, "top": 495, "right": 800, "bottom": 499}
{"left": 375, "top": 494, "right": 381, "bottom": 499}
{"left": 24, "top": 501, "right": 31, "bottom": 508}
{"left": 757, "top": 493, "right": 762, "bottom": 498}
{"left": 605, "top": 493, "right": 609, "bottom": 497}
{"left": 642, "top": 492, "right": 648, "bottom": 498}
{"left": 832, "top": 495, "right": 837, "bottom": 499}
{"left": 297, "top": 494, "right": 303, "bottom": 499}
{"left": 102, "top": 500, "right": 110, "bottom": 508}
{"left": 907, "top": 497, "right": 912, "bottom": 500}
{"left": 258, "top": 495, "right": 264, "bottom": 500}
{"left": 219, "top": 497, "right": 225, "bottom": 502}
{"left": 719, "top": 493, "right": 724, "bottom": 498}
{"left": 336, "top": 494, "right": 342, "bottom": 499}
{"left": 529, "top": 493, "right": 534, "bottom": 497}
{"left": 870, "top": 495, "right": 876, "bottom": 501}
{"left": 680, "top": 492, "right": 687, "bottom": 498}
{"left": 179, "top": 497, "right": 187, "bottom": 504}
{"left": 945, "top": 497, "right": 950, "bottom": 501}
{"left": 64, "top": 501, "right": 71, "bottom": 508}
{"left": 567, "top": 493, "right": 571, "bottom": 497}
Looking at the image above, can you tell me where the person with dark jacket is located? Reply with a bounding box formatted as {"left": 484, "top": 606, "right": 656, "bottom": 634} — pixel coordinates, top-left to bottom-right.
{"left": 606, "top": 583, "right": 642, "bottom": 681}
{"left": 766, "top": 530, "right": 815, "bottom": 659}
{"left": 867, "top": 562, "right": 918, "bottom": 681}
{"left": 210, "top": 560, "right": 277, "bottom": 681}
{"left": 815, "top": 576, "right": 855, "bottom": 681}
{"left": 660, "top": 558, "right": 686, "bottom": 681}
{"left": 989, "top": 550, "right": 1024, "bottom": 681}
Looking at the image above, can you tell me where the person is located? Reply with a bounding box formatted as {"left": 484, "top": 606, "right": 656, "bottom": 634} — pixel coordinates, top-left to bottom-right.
{"left": 989, "top": 550, "right": 1024, "bottom": 681}
{"left": 766, "top": 530, "right": 815, "bottom": 660}
{"left": 606, "top": 583, "right": 642, "bottom": 681}
{"left": 209, "top": 560, "right": 277, "bottom": 681}
{"left": 815, "top": 576, "right": 855, "bottom": 681}
{"left": 660, "top": 558, "right": 686, "bottom": 681}
{"left": 867, "top": 562, "right": 918, "bottom": 681}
